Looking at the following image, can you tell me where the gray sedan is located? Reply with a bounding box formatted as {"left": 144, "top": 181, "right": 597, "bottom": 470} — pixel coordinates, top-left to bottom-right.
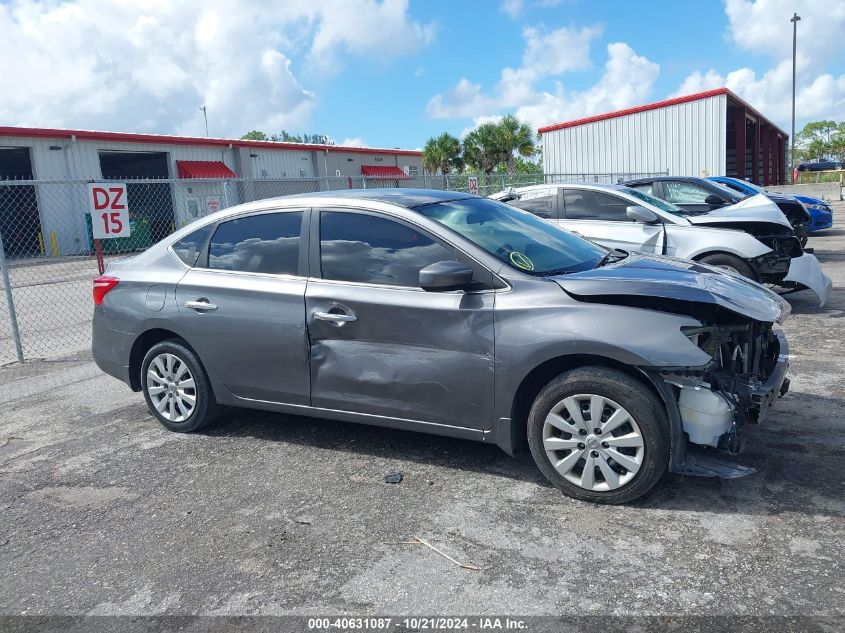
{"left": 92, "top": 189, "right": 790, "bottom": 504}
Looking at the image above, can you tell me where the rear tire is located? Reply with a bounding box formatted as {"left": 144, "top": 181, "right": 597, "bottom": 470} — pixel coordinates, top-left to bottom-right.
{"left": 699, "top": 253, "right": 756, "bottom": 280}
{"left": 141, "top": 339, "right": 220, "bottom": 432}
{"left": 527, "top": 367, "right": 670, "bottom": 505}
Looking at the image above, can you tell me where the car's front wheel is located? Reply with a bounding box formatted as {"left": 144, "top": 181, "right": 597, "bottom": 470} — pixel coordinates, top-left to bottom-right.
{"left": 699, "top": 253, "right": 756, "bottom": 279}
{"left": 527, "top": 367, "right": 669, "bottom": 504}
{"left": 141, "top": 339, "right": 220, "bottom": 432}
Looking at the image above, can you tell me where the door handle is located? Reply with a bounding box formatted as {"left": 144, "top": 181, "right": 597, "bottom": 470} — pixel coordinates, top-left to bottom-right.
{"left": 313, "top": 310, "right": 357, "bottom": 325}
{"left": 185, "top": 299, "right": 218, "bottom": 311}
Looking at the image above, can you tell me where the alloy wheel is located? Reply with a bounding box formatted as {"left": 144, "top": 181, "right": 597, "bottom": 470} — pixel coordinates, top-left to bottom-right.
{"left": 146, "top": 352, "right": 197, "bottom": 423}
{"left": 542, "top": 393, "right": 645, "bottom": 491}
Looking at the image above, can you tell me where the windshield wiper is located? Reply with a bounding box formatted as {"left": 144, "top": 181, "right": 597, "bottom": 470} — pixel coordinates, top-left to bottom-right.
{"left": 595, "top": 248, "right": 628, "bottom": 268}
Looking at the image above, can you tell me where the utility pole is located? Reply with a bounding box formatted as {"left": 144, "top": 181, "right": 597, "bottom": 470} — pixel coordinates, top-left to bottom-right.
{"left": 790, "top": 12, "right": 801, "bottom": 182}
{"left": 199, "top": 106, "right": 209, "bottom": 137}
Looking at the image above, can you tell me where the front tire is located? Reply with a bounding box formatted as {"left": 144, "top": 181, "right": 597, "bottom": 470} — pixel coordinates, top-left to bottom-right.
{"left": 141, "top": 339, "right": 220, "bottom": 432}
{"left": 699, "top": 253, "right": 756, "bottom": 280}
{"left": 527, "top": 367, "right": 669, "bottom": 504}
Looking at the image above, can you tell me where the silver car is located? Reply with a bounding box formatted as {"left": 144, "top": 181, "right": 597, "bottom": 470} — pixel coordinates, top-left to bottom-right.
{"left": 92, "top": 189, "right": 790, "bottom": 504}
{"left": 491, "top": 183, "right": 832, "bottom": 307}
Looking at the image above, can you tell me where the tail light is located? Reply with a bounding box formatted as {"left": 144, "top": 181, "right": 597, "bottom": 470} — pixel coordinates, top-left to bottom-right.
{"left": 93, "top": 276, "right": 120, "bottom": 305}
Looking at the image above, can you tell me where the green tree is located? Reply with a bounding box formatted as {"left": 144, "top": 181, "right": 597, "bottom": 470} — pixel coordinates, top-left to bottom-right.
{"left": 497, "top": 114, "right": 535, "bottom": 175}
{"left": 422, "top": 132, "right": 463, "bottom": 174}
{"left": 463, "top": 122, "right": 507, "bottom": 174}
{"left": 240, "top": 130, "right": 334, "bottom": 145}
{"left": 241, "top": 130, "right": 269, "bottom": 140}
{"left": 796, "top": 120, "right": 837, "bottom": 160}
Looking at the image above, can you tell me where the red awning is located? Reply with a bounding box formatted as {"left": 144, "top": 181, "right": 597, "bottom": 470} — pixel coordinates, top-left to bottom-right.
{"left": 360, "top": 165, "right": 410, "bottom": 179}
{"left": 176, "top": 160, "right": 237, "bottom": 179}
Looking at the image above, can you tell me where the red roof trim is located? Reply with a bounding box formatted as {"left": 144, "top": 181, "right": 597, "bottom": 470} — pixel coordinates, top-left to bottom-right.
{"left": 360, "top": 165, "right": 411, "bottom": 179}
{"left": 0, "top": 126, "right": 422, "bottom": 157}
{"left": 176, "top": 160, "right": 237, "bottom": 179}
{"left": 538, "top": 88, "right": 730, "bottom": 133}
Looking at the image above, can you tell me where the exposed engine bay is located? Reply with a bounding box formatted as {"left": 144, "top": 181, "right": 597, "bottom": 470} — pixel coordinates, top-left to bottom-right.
{"left": 661, "top": 318, "right": 789, "bottom": 457}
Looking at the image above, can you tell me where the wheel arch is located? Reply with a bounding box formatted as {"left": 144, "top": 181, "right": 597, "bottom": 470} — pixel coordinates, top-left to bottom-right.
{"left": 128, "top": 328, "right": 193, "bottom": 391}
{"left": 690, "top": 250, "right": 760, "bottom": 281}
{"left": 503, "top": 353, "right": 668, "bottom": 455}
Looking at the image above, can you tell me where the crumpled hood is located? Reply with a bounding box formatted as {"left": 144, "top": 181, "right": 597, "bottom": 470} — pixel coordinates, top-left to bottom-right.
{"left": 554, "top": 253, "right": 790, "bottom": 324}
{"left": 686, "top": 194, "right": 793, "bottom": 230}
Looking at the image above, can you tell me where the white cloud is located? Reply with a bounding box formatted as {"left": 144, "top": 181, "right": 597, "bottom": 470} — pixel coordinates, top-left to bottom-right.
{"left": 339, "top": 137, "right": 368, "bottom": 147}
{"left": 501, "top": 0, "right": 524, "bottom": 18}
{"left": 0, "top": 0, "right": 435, "bottom": 137}
{"left": 671, "top": 0, "right": 845, "bottom": 128}
{"left": 500, "top": 0, "right": 566, "bottom": 19}
{"left": 725, "top": 0, "right": 845, "bottom": 61}
{"left": 427, "top": 24, "right": 659, "bottom": 133}
{"left": 516, "top": 43, "right": 660, "bottom": 131}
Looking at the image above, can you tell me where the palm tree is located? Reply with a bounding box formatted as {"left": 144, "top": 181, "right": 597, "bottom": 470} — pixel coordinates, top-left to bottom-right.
{"left": 498, "top": 115, "right": 535, "bottom": 175}
{"left": 462, "top": 122, "right": 506, "bottom": 174}
{"left": 422, "top": 132, "right": 463, "bottom": 175}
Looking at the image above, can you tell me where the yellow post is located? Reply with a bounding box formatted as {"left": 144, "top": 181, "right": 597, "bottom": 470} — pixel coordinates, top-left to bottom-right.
{"left": 37, "top": 232, "right": 45, "bottom": 256}
{"left": 50, "top": 231, "right": 59, "bottom": 257}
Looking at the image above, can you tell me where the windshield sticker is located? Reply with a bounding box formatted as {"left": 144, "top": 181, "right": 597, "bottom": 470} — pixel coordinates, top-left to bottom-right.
{"left": 509, "top": 251, "right": 535, "bottom": 271}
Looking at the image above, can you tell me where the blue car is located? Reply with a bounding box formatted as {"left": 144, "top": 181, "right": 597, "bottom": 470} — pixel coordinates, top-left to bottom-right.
{"left": 709, "top": 176, "right": 833, "bottom": 232}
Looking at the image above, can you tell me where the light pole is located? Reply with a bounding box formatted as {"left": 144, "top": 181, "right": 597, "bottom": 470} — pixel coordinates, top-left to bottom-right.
{"left": 199, "top": 105, "right": 209, "bottom": 137}
{"left": 790, "top": 12, "right": 801, "bottom": 182}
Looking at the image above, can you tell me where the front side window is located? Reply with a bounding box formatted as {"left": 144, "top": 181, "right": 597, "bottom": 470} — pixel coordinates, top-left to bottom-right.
{"left": 172, "top": 224, "right": 212, "bottom": 266}
{"left": 416, "top": 197, "right": 605, "bottom": 276}
{"left": 319, "top": 211, "right": 455, "bottom": 287}
{"left": 563, "top": 189, "right": 631, "bottom": 221}
{"left": 208, "top": 212, "right": 302, "bottom": 275}
{"left": 511, "top": 188, "right": 557, "bottom": 219}
{"left": 662, "top": 181, "right": 717, "bottom": 204}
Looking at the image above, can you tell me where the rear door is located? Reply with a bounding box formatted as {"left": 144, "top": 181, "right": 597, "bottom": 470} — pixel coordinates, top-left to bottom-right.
{"left": 174, "top": 209, "right": 310, "bottom": 404}
{"left": 509, "top": 188, "right": 559, "bottom": 219}
{"left": 306, "top": 208, "right": 495, "bottom": 430}
{"left": 556, "top": 188, "right": 663, "bottom": 254}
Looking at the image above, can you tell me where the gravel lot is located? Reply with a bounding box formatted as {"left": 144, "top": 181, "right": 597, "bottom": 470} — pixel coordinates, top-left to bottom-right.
{"left": 1, "top": 204, "right": 843, "bottom": 620}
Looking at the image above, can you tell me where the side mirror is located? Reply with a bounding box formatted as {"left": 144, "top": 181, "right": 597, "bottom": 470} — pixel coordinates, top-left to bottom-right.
{"left": 419, "top": 261, "right": 474, "bottom": 292}
{"left": 704, "top": 194, "right": 725, "bottom": 206}
{"left": 626, "top": 205, "right": 659, "bottom": 223}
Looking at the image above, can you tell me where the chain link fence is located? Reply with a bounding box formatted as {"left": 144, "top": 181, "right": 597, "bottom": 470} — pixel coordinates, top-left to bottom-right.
{"left": 0, "top": 170, "right": 665, "bottom": 365}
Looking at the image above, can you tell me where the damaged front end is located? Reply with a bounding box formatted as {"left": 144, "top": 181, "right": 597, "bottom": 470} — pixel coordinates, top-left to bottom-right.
{"left": 650, "top": 319, "right": 790, "bottom": 478}
{"left": 554, "top": 254, "right": 792, "bottom": 479}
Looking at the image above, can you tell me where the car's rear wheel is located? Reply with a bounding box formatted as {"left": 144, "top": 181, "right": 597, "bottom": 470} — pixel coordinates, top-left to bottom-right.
{"left": 141, "top": 339, "right": 220, "bottom": 432}
{"left": 699, "top": 253, "right": 756, "bottom": 280}
{"left": 527, "top": 367, "right": 669, "bottom": 504}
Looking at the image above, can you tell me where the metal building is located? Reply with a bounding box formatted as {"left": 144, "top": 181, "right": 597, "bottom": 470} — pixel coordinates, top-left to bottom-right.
{"left": 0, "top": 126, "right": 422, "bottom": 257}
{"left": 539, "top": 88, "right": 788, "bottom": 185}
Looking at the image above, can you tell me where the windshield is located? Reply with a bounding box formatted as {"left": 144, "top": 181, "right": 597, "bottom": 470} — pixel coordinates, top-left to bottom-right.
{"left": 416, "top": 197, "right": 606, "bottom": 275}
{"left": 620, "top": 187, "right": 692, "bottom": 216}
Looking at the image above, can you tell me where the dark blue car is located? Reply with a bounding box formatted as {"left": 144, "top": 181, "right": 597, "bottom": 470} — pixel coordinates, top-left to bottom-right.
{"left": 709, "top": 176, "right": 834, "bottom": 232}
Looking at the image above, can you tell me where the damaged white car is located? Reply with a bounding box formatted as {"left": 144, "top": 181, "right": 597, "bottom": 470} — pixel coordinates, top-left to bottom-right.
{"left": 491, "top": 184, "right": 832, "bottom": 307}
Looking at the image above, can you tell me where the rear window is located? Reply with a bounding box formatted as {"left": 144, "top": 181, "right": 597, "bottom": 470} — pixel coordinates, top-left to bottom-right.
{"left": 171, "top": 224, "right": 212, "bottom": 266}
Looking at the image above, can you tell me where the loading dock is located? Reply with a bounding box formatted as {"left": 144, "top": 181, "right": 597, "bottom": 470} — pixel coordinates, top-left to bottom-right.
{"left": 0, "top": 147, "right": 41, "bottom": 257}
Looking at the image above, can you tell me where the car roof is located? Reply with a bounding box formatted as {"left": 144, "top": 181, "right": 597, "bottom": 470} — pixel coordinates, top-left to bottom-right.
{"left": 276, "top": 188, "right": 476, "bottom": 208}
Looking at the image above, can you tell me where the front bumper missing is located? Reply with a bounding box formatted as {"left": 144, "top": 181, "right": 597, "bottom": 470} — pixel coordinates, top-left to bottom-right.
{"left": 783, "top": 253, "right": 833, "bottom": 307}
{"left": 647, "top": 331, "right": 790, "bottom": 480}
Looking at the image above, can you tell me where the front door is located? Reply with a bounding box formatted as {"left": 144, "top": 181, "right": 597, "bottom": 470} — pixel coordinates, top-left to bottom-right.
{"left": 175, "top": 209, "right": 310, "bottom": 404}
{"left": 306, "top": 209, "right": 495, "bottom": 430}
{"left": 556, "top": 188, "right": 664, "bottom": 254}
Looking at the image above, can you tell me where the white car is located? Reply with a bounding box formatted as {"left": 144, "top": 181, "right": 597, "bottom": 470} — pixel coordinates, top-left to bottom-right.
{"left": 490, "top": 184, "right": 832, "bottom": 307}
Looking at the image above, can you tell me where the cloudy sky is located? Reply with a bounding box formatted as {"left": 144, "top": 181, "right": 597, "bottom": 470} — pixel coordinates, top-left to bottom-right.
{"left": 1, "top": 0, "right": 843, "bottom": 148}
